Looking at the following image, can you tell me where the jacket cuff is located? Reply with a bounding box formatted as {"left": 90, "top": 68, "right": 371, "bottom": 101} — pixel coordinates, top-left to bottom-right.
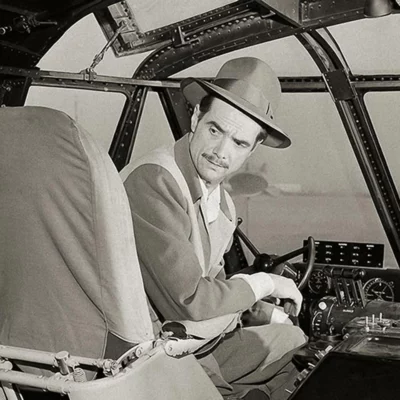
{"left": 230, "top": 272, "right": 275, "bottom": 302}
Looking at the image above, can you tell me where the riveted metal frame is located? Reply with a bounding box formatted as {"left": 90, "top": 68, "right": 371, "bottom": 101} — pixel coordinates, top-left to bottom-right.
{"left": 108, "top": 86, "right": 149, "bottom": 171}
{"left": 0, "top": 41, "right": 41, "bottom": 68}
{"left": 301, "top": 0, "right": 400, "bottom": 26}
{"left": 255, "top": 0, "right": 301, "bottom": 26}
{"left": 301, "top": 0, "right": 365, "bottom": 25}
{"left": 95, "top": 0, "right": 385, "bottom": 57}
{"left": 354, "top": 76, "right": 400, "bottom": 91}
{"left": 0, "top": 76, "right": 31, "bottom": 106}
{"left": 95, "top": 0, "right": 261, "bottom": 56}
{"left": 133, "top": 17, "right": 299, "bottom": 80}
{"left": 158, "top": 88, "right": 192, "bottom": 141}
{"left": 297, "top": 30, "right": 400, "bottom": 265}
{"left": 107, "top": 11, "right": 300, "bottom": 168}
{"left": 0, "top": 66, "right": 181, "bottom": 91}
{"left": 1, "top": 0, "right": 381, "bottom": 157}
{"left": 109, "top": 4, "right": 367, "bottom": 167}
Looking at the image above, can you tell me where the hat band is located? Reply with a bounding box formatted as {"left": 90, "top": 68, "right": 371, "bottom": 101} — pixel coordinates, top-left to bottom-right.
{"left": 213, "top": 78, "right": 270, "bottom": 115}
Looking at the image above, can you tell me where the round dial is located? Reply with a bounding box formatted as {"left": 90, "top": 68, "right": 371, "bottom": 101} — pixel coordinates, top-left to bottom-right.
{"left": 363, "top": 278, "right": 395, "bottom": 302}
{"left": 308, "top": 270, "right": 330, "bottom": 294}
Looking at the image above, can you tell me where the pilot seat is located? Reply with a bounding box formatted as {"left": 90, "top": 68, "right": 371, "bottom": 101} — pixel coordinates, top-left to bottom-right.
{"left": 0, "top": 106, "right": 222, "bottom": 400}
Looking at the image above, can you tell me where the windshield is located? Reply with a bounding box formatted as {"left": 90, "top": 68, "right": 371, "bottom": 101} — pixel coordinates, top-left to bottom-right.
{"left": 227, "top": 92, "right": 397, "bottom": 268}
{"left": 25, "top": 9, "right": 400, "bottom": 269}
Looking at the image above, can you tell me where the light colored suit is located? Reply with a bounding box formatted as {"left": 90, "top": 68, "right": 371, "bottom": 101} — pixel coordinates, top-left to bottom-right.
{"left": 124, "top": 135, "right": 256, "bottom": 327}
{"left": 124, "top": 134, "right": 306, "bottom": 399}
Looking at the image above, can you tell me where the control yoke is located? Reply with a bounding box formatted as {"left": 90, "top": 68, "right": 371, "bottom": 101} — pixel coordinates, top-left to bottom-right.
{"left": 235, "top": 219, "right": 316, "bottom": 290}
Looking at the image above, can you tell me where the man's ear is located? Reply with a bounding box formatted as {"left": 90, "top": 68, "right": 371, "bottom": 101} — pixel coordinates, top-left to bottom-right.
{"left": 190, "top": 104, "right": 201, "bottom": 132}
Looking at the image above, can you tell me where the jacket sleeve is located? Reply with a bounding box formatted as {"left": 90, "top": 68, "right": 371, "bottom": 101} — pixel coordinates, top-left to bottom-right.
{"left": 124, "top": 164, "right": 256, "bottom": 322}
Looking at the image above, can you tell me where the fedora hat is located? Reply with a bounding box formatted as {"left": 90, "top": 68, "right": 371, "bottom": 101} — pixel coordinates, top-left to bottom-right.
{"left": 181, "top": 57, "right": 291, "bottom": 148}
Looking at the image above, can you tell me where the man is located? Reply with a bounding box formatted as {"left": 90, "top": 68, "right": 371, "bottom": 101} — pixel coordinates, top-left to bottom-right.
{"left": 124, "top": 57, "right": 306, "bottom": 399}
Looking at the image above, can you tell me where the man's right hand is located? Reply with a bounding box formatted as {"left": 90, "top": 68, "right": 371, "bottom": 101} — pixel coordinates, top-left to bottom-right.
{"left": 269, "top": 274, "right": 303, "bottom": 316}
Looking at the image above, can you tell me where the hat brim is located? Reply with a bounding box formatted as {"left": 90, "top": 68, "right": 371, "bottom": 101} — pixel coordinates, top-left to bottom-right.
{"left": 181, "top": 78, "right": 291, "bottom": 149}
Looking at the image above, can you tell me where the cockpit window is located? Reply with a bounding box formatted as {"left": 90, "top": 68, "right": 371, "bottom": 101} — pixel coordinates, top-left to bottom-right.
{"left": 129, "top": 92, "right": 174, "bottom": 160}
{"left": 25, "top": 87, "right": 126, "bottom": 152}
{"left": 364, "top": 92, "right": 400, "bottom": 196}
{"left": 37, "top": 14, "right": 148, "bottom": 77}
{"left": 229, "top": 93, "right": 397, "bottom": 268}
{"left": 329, "top": 14, "right": 400, "bottom": 74}
{"left": 121, "top": 0, "right": 233, "bottom": 32}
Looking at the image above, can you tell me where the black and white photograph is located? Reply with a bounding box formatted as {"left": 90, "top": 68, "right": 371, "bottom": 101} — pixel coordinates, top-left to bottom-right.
{"left": 1, "top": 1, "right": 400, "bottom": 399}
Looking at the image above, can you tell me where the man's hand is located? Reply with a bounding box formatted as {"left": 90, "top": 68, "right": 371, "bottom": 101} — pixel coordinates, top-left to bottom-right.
{"left": 241, "top": 301, "right": 293, "bottom": 327}
{"left": 241, "top": 300, "right": 275, "bottom": 327}
{"left": 229, "top": 272, "right": 302, "bottom": 316}
{"left": 269, "top": 274, "right": 303, "bottom": 316}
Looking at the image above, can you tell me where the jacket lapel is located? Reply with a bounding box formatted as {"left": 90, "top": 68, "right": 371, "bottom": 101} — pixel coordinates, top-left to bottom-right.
{"left": 174, "top": 136, "right": 211, "bottom": 266}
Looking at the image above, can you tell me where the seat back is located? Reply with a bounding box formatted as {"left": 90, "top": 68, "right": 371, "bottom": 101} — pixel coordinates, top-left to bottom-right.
{"left": 0, "top": 106, "right": 153, "bottom": 376}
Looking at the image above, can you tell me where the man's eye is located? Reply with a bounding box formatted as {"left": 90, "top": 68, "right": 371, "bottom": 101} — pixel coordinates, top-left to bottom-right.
{"left": 234, "top": 140, "right": 247, "bottom": 148}
{"left": 209, "top": 127, "right": 219, "bottom": 136}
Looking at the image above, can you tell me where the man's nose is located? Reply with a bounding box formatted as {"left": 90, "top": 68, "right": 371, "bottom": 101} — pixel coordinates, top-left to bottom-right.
{"left": 212, "top": 137, "right": 230, "bottom": 159}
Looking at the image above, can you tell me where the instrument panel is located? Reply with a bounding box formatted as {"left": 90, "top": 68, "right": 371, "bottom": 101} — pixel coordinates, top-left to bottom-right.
{"left": 301, "top": 263, "right": 400, "bottom": 339}
{"left": 307, "top": 268, "right": 398, "bottom": 302}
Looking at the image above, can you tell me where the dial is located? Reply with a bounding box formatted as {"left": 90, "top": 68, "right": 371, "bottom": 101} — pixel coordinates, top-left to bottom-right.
{"left": 308, "top": 270, "right": 330, "bottom": 294}
{"left": 363, "top": 278, "right": 395, "bottom": 302}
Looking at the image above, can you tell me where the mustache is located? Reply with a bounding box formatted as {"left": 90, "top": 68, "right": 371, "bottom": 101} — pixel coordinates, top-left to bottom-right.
{"left": 202, "top": 153, "right": 229, "bottom": 169}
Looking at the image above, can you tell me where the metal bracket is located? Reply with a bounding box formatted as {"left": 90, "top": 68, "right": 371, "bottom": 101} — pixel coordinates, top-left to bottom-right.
{"left": 323, "top": 69, "right": 355, "bottom": 101}
{"left": 80, "top": 68, "right": 98, "bottom": 82}
{"left": 81, "top": 21, "right": 127, "bottom": 81}
{"left": 255, "top": 0, "right": 301, "bottom": 26}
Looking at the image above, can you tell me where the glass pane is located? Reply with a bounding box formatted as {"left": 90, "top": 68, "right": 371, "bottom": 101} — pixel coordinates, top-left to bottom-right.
{"left": 120, "top": 92, "right": 174, "bottom": 181}
{"left": 329, "top": 14, "right": 400, "bottom": 74}
{"left": 364, "top": 92, "right": 400, "bottom": 193}
{"left": 172, "top": 36, "right": 320, "bottom": 78}
{"left": 228, "top": 93, "right": 397, "bottom": 268}
{"left": 39, "top": 14, "right": 148, "bottom": 77}
{"left": 125, "top": 0, "right": 234, "bottom": 32}
{"left": 25, "top": 87, "right": 126, "bottom": 153}
{"left": 129, "top": 92, "right": 174, "bottom": 160}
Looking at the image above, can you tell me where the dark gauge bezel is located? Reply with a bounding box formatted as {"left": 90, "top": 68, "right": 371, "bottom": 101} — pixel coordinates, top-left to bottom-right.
{"left": 308, "top": 270, "right": 329, "bottom": 295}
{"left": 363, "top": 278, "right": 395, "bottom": 302}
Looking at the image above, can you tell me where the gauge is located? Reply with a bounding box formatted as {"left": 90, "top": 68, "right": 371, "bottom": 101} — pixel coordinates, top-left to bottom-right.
{"left": 363, "top": 278, "right": 395, "bottom": 302}
{"left": 308, "top": 270, "right": 330, "bottom": 295}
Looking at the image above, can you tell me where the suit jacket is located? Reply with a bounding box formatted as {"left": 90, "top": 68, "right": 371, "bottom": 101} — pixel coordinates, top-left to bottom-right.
{"left": 124, "top": 135, "right": 256, "bottom": 328}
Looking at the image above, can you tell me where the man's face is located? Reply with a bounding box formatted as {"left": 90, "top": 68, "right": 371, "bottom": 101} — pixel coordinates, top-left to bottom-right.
{"left": 189, "top": 97, "right": 262, "bottom": 190}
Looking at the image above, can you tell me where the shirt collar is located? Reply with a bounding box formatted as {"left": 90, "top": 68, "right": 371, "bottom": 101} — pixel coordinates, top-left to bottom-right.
{"left": 199, "top": 178, "right": 221, "bottom": 224}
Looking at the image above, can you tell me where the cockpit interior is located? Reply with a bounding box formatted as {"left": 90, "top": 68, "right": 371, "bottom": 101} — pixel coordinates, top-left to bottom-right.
{"left": 1, "top": 1, "right": 400, "bottom": 399}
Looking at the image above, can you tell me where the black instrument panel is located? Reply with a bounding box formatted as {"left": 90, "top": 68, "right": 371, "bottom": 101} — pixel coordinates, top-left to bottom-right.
{"left": 298, "top": 262, "right": 400, "bottom": 337}
{"left": 303, "top": 240, "right": 384, "bottom": 268}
